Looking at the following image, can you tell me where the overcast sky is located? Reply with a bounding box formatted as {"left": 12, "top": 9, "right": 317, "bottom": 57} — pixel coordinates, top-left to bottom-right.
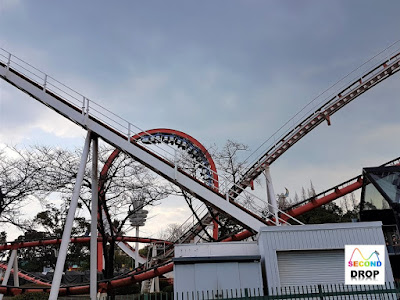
{"left": 1, "top": 1, "right": 400, "bottom": 239}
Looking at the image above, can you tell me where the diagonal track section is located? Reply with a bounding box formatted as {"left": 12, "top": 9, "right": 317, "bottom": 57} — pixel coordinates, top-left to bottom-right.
{"left": 0, "top": 50, "right": 271, "bottom": 232}
{"left": 282, "top": 156, "right": 400, "bottom": 219}
{"left": 230, "top": 48, "right": 400, "bottom": 199}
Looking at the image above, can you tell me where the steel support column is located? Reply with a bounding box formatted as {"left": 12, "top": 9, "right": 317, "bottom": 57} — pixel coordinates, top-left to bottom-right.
{"left": 97, "top": 239, "right": 103, "bottom": 272}
{"left": 90, "top": 135, "right": 99, "bottom": 300}
{"left": 0, "top": 249, "right": 18, "bottom": 300}
{"left": 135, "top": 226, "right": 139, "bottom": 269}
{"left": 264, "top": 166, "right": 280, "bottom": 225}
{"left": 49, "top": 132, "right": 92, "bottom": 300}
{"left": 12, "top": 253, "right": 19, "bottom": 287}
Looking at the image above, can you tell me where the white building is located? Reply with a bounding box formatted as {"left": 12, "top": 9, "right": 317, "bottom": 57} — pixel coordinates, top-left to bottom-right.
{"left": 174, "top": 221, "right": 394, "bottom": 297}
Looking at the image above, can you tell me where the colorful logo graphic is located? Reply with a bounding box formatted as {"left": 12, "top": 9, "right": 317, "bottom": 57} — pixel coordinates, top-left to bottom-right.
{"left": 347, "top": 248, "right": 382, "bottom": 267}
{"left": 345, "top": 245, "right": 385, "bottom": 285}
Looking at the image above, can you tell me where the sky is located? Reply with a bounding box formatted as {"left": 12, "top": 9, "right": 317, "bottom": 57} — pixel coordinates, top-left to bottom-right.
{"left": 1, "top": 1, "right": 400, "bottom": 240}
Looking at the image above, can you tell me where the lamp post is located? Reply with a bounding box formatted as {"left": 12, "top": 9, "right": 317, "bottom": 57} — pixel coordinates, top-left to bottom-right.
{"left": 129, "top": 199, "right": 148, "bottom": 268}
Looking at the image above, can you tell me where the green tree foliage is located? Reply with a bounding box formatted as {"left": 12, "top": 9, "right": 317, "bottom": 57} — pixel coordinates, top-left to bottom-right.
{"left": 295, "top": 202, "right": 345, "bottom": 224}
{"left": 17, "top": 205, "right": 90, "bottom": 272}
{"left": 0, "top": 145, "right": 171, "bottom": 283}
{"left": 114, "top": 249, "right": 133, "bottom": 270}
{"left": 12, "top": 292, "right": 49, "bottom": 300}
{"left": 290, "top": 183, "right": 360, "bottom": 225}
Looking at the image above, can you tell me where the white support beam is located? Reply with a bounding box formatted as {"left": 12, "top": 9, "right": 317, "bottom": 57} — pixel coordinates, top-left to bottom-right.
{"left": 0, "top": 249, "right": 18, "bottom": 300}
{"left": 264, "top": 167, "right": 280, "bottom": 226}
{"left": 12, "top": 253, "right": 19, "bottom": 287}
{"left": 0, "top": 62, "right": 265, "bottom": 232}
{"left": 90, "top": 135, "right": 99, "bottom": 300}
{"left": 135, "top": 226, "right": 139, "bottom": 269}
{"left": 49, "top": 132, "right": 91, "bottom": 300}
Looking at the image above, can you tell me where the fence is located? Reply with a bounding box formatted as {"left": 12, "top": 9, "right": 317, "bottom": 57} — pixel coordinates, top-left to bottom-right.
{"left": 56, "top": 282, "right": 400, "bottom": 299}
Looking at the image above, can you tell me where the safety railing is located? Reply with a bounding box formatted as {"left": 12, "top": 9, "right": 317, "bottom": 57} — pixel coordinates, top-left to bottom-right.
{"left": 0, "top": 48, "right": 303, "bottom": 226}
{"left": 172, "top": 203, "right": 210, "bottom": 243}
{"left": 241, "top": 41, "right": 400, "bottom": 174}
{"left": 232, "top": 41, "right": 400, "bottom": 201}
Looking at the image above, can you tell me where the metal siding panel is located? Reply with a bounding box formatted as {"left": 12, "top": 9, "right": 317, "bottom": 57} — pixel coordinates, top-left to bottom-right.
{"left": 259, "top": 222, "right": 389, "bottom": 291}
{"left": 374, "top": 227, "right": 385, "bottom": 244}
{"left": 285, "top": 231, "right": 292, "bottom": 249}
{"left": 345, "top": 228, "right": 354, "bottom": 246}
{"left": 278, "top": 232, "right": 287, "bottom": 250}
{"left": 328, "top": 230, "right": 339, "bottom": 248}
{"left": 238, "top": 262, "right": 263, "bottom": 291}
{"left": 355, "top": 228, "right": 364, "bottom": 244}
{"left": 216, "top": 263, "right": 240, "bottom": 291}
{"left": 291, "top": 231, "right": 300, "bottom": 250}
{"left": 195, "top": 264, "right": 218, "bottom": 293}
{"left": 175, "top": 264, "right": 196, "bottom": 294}
{"left": 323, "top": 230, "right": 332, "bottom": 248}
{"left": 277, "top": 250, "right": 345, "bottom": 286}
{"left": 344, "top": 228, "right": 353, "bottom": 245}
{"left": 367, "top": 228, "right": 375, "bottom": 242}
{"left": 306, "top": 230, "right": 314, "bottom": 248}
{"left": 264, "top": 234, "right": 279, "bottom": 288}
{"left": 310, "top": 230, "right": 318, "bottom": 248}
{"left": 272, "top": 232, "right": 279, "bottom": 249}
{"left": 314, "top": 230, "right": 323, "bottom": 249}
{"left": 295, "top": 231, "right": 304, "bottom": 250}
{"left": 340, "top": 229, "right": 347, "bottom": 246}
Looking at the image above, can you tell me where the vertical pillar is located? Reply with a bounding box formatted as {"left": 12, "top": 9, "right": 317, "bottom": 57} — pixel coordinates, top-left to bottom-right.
{"left": 212, "top": 214, "right": 219, "bottom": 240}
{"left": 0, "top": 249, "right": 18, "bottom": 300}
{"left": 90, "top": 136, "right": 99, "bottom": 300}
{"left": 49, "top": 132, "right": 92, "bottom": 300}
{"left": 135, "top": 226, "right": 139, "bottom": 269}
{"left": 97, "top": 239, "right": 103, "bottom": 272}
{"left": 12, "top": 253, "right": 19, "bottom": 287}
{"left": 264, "top": 166, "right": 280, "bottom": 226}
{"left": 152, "top": 246, "right": 160, "bottom": 293}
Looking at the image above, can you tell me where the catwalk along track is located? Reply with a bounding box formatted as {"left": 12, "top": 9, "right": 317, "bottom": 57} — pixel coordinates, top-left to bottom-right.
{"left": 0, "top": 45, "right": 399, "bottom": 295}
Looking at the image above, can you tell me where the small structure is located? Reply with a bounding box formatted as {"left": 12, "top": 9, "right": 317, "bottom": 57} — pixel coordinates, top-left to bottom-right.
{"left": 359, "top": 165, "right": 400, "bottom": 278}
{"left": 258, "top": 222, "right": 394, "bottom": 293}
{"left": 173, "top": 242, "right": 263, "bottom": 299}
{"left": 174, "top": 222, "right": 394, "bottom": 297}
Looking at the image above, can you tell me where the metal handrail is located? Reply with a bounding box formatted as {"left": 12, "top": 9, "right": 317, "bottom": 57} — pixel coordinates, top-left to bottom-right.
{"left": 241, "top": 41, "right": 400, "bottom": 172}
{"left": 0, "top": 48, "right": 303, "bottom": 226}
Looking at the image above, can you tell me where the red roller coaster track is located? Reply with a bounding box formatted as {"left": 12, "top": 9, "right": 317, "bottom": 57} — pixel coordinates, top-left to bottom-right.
{"left": 0, "top": 46, "right": 399, "bottom": 295}
{"left": 229, "top": 49, "right": 400, "bottom": 199}
{"left": 0, "top": 153, "right": 395, "bottom": 295}
{"left": 97, "top": 128, "right": 220, "bottom": 271}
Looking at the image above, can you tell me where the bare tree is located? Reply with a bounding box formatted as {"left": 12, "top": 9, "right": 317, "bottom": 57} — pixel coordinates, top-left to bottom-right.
{"left": 97, "top": 149, "right": 172, "bottom": 283}
{"left": 213, "top": 140, "right": 249, "bottom": 184}
{"left": 211, "top": 140, "right": 256, "bottom": 239}
{"left": 158, "top": 223, "right": 185, "bottom": 241}
{"left": 0, "top": 146, "right": 70, "bottom": 229}
{"left": 0, "top": 144, "right": 172, "bottom": 291}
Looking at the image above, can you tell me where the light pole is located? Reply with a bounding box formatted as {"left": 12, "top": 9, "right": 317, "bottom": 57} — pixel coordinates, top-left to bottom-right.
{"left": 128, "top": 199, "right": 148, "bottom": 268}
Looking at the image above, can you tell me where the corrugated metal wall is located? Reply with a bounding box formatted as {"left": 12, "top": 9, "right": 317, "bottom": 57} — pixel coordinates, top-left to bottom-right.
{"left": 174, "top": 243, "right": 263, "bottom": 299}
{"left": 277, "top": 249, "right": 344, "bottom": 286}
{"left": 258, "top": 222, "right": 394, "bottom": 290}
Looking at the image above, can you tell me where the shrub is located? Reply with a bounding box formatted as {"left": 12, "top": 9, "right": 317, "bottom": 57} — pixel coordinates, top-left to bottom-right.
{"left": 13, "top": 292, "right": 49, "bottom": 300}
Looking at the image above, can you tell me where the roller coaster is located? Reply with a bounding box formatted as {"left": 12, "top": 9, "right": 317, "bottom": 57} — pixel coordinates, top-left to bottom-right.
{"left": 0, "top": 41, "right": 399, "bottom": 297}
